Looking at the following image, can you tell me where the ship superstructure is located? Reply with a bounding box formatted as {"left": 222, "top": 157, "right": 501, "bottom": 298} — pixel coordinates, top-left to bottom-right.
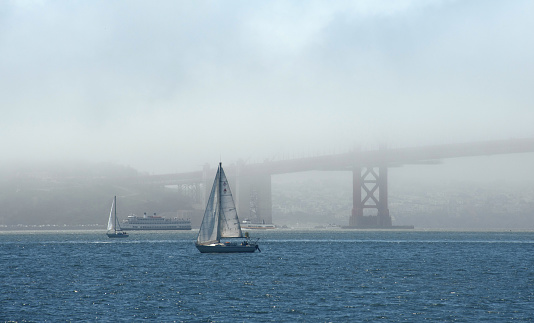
{"left": 121, "top": 212, "right": 191, "bottom": 230}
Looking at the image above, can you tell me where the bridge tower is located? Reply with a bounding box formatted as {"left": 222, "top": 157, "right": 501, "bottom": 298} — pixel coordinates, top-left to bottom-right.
{"left": 350, "top": 165, "right": 392, "bottom": 228}
{"left": 235, "top": 164, "right": 273, "bottom": 225}
{"left": 349, "top": 144, "right": 392, "bottom": 228}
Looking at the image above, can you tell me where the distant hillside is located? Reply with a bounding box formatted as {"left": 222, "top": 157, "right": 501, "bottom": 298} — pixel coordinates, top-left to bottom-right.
{"left": 0, "top": 162, "right": 192, "bottom": 226}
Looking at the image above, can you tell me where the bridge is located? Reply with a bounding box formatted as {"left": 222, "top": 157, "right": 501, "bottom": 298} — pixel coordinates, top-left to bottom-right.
{"left": 138, "top": 138, "right": 534, "bottom": 228}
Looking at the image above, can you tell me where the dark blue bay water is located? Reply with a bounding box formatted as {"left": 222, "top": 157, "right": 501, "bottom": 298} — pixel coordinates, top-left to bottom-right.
{"left": 1, "top": 230, "right": 533, "bottom": 322}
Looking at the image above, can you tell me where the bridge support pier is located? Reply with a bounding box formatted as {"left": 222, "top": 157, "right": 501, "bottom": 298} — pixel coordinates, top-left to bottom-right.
{"left": 349, "top": 165, "right": 392, "bottom": 228}
{"left": 236, "top": 169, "right": 273, "bottom": 225}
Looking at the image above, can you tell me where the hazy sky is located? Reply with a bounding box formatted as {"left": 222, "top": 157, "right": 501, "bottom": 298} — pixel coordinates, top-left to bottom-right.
{"left": 1, "top": 0, "right": 533, "bottom": 174}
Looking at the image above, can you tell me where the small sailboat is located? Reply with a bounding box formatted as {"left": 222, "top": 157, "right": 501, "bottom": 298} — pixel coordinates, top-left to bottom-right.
{"left": 195, "top": 163, "right": 260, "bottom": 253}
{"left": 107, "top": 196, "right": 129, "bottom": 238}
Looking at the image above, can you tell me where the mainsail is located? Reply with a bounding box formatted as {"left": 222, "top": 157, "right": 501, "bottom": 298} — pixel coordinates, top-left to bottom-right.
{"left": 107, "top": 198, "right": 115, "bottom": 231}
{"left": 218, "top": 166, "right": 242, "bottom": 238}
{"left": 197, "top": 163, "right": 243, "bottom": 245}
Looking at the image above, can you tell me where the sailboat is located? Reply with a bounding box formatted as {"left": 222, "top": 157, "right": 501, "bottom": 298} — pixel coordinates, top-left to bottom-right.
{"left": 195, "top": 163, "right": 260, "bottom": 253}
{"left": 106, "top": 196, "right": 129, "bottom": 238}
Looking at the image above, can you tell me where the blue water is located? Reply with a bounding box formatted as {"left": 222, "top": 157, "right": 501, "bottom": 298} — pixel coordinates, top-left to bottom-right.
{"left": 1, "top": 230, "right": 533, "bottom": 322}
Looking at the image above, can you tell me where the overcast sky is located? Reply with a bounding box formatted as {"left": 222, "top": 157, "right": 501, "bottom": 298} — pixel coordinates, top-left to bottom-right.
{"left": 1, "top": 0, "right": 533, "bottom": 174}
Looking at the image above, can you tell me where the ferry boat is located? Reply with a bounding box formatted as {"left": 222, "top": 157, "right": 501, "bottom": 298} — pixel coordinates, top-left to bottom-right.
{"left": 240, "top": 219, "right": 276, "bottom": 230}
{"left": 121, "top": 212, "right": 192, "bottom": 230}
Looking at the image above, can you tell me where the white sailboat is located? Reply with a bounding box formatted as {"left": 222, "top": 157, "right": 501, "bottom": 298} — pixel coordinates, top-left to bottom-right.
{"left": 195, "top": 163, "right": 260, "bottom": 253}
{"left": 107, "top": 196, "right": 128, "bottom": 238}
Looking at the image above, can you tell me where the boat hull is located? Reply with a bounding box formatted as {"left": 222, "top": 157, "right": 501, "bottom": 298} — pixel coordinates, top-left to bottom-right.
{"left": 195, "top": 242, "right": 258, "bottom": 253}
{"left": 107, "top": 232, "right": 129, "bottom": 238}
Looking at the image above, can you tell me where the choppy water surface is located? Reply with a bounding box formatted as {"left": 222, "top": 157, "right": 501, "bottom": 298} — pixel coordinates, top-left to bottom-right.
{"left": 1, "top": 230, "right": 533, "bottom": 322}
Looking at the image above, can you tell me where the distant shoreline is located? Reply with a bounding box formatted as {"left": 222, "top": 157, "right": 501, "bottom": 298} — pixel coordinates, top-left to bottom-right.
{"left": 1, "top": 225, "right": 533, "bottom": 233}
{"left": 0, "top": 224, "right": 105, "bottom": 231}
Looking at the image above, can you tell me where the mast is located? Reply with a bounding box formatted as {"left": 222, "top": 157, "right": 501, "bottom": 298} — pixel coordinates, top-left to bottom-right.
{"left": 216, "top": 162, "right": 222, "bottom": 242}
{"left": 216, "top": 162, "right": 222, "bottom": 241}
{"left": 114, "top": 196, "right": 117, "bottom": 233}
